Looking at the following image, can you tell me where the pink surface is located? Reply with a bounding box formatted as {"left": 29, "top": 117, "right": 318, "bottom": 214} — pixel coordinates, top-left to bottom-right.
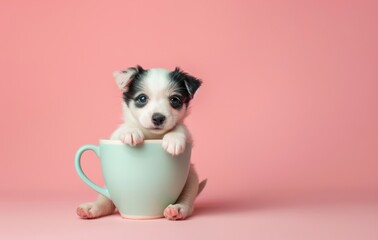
{"left": 1, "top": 197, "right": 378, "bottom": 240}
{"left": 1, "top": 0, "right": 378, "bottom": 239}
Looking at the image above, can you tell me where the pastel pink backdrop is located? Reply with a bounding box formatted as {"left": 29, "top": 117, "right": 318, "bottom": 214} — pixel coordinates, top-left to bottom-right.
{"left": 1, "top": 0, "right": 378, "bottom": 208}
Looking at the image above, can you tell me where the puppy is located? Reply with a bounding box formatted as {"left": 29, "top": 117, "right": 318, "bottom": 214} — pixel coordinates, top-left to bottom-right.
{"left": 77, "top": 66, "right": 206, "bottom": 220}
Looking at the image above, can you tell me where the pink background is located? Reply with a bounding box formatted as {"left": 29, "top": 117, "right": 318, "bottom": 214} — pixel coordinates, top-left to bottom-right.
{"left": 1, "top": 0, "right": 378, "bottom": 239}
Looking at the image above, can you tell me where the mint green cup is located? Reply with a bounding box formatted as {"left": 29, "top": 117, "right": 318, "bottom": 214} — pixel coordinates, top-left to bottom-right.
{"left": 75, "top": 139, "right": 191, "bottom": 219}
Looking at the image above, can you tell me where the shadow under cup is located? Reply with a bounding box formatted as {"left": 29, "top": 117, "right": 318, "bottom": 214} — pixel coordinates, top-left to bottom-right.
{"left": 75, "top": 139, "right": 191, "bottom": 219}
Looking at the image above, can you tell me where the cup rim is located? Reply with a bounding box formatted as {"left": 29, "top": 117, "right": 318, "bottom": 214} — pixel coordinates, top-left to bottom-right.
{"left": 100, "top": 139, "right": 162, "bottom": 144}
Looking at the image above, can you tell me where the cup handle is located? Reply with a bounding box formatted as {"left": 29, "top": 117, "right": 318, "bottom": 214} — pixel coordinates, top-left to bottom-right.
{"left": 74, "top": 144, "right": 111, "bottom": 199}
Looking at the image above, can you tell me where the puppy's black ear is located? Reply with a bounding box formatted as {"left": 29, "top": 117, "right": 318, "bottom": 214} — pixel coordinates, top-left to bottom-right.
{"left": 113, "top": 65, "right": 145, "bottom": 91}
{"left": 171, "top": 67, "right": 202, "bottom": 98}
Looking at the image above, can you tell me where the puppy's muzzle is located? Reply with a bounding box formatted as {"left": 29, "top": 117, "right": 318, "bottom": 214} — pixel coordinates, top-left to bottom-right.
{"left": 152, "top": 113, "right": 166, "bottom": 127}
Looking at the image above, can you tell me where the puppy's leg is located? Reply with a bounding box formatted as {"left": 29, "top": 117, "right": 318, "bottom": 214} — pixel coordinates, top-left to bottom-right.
{"left": 77, "top": 194, "right": 116, "bottom": 219}
{"left": 164, "top": 165, "right": 199, "bottom": 220}
{"left": 162, "top": 124, "right": 190, "bottom": 156}
{"left": 112, "top": 125, "right": 145, "bottom": 146}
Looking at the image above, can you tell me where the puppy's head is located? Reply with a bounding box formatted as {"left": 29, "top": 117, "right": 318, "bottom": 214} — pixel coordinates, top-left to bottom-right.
{"left": 113, "top": 66, "right": 202, "bottom": 135}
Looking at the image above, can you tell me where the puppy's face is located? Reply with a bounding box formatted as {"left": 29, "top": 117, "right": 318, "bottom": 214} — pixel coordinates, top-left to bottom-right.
{"left": 113, "top": 66, "right": 201, "bottom": 135}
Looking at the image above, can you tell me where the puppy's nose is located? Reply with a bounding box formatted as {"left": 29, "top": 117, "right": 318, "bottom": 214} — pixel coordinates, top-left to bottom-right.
{"left": 152, "top": 113, "right": 166, "bottom": 126}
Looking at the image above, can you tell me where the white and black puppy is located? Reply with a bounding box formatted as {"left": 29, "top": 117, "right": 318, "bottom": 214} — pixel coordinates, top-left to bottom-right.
{"left": 77, "top": 66, "right": 206, "bottom": 220}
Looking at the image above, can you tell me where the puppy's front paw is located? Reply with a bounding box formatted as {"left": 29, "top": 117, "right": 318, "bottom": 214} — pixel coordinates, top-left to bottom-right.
{"left": 162, "top": 133, "right": 186, "bottom": 156}
{"left": 119, "top": 128, "right": 144, "bottom": 146}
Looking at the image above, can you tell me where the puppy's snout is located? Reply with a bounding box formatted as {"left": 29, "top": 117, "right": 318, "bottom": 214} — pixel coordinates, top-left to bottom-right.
{"left": 152, "top": 113, "right": 166, "bottom": 126}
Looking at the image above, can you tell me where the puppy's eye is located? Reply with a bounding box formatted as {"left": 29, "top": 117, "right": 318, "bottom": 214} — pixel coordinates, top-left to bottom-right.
{"left": 135, "top": 94, "right": 148, "bottom": 107}
{"left": 169, "top": 96, "right": 182, "bottom": 109}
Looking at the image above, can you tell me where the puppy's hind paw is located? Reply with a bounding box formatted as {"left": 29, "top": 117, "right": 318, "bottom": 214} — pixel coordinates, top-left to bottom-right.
{"left": 76, "top": 202, "right": 101, "bottom": 219}
{"left": 163, "top": 204, "right": 192, "bottom": 220}
{"left": 76, "top": 201, "right": 115, "bottom": 219}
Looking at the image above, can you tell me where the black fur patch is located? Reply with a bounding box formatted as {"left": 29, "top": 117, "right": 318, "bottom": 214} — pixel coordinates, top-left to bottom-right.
{"left": 169, "top": 67, "right": 202, "bottom": 107}
{"left": 123, "top": 65, "right": 147, "bottom": 105}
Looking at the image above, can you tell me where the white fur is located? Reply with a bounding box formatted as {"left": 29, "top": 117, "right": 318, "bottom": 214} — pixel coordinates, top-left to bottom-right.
{"left": 77, "top": 67, "right": 204, "bottom": 220}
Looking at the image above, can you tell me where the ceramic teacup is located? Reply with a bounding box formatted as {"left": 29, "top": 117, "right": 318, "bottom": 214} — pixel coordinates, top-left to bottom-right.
{"left": 75, "top": 139, "right": 191, "bottom": 219}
